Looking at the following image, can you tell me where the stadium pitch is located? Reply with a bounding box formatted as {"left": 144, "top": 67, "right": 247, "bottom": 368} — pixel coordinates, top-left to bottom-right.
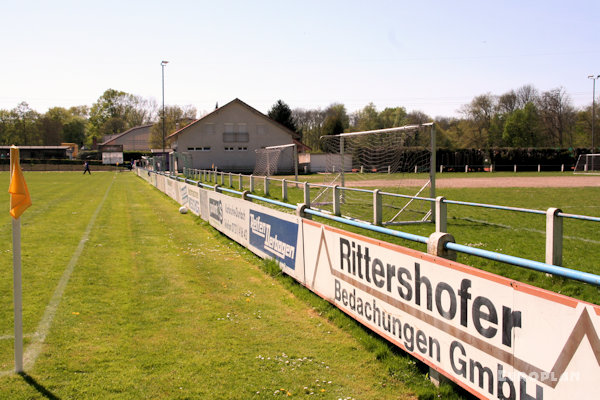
{"left": 0, "top": 172, "right": 447, "bottom": 399}
{"left": 1, "top": 171, "right": 598, "bottom": 398}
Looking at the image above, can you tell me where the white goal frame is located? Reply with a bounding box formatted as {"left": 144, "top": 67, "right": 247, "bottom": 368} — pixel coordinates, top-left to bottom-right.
{"left": 254, "top": 143, "right": 298, "bottom": 181}
{"left": 319, "top": 123, "right": 436, "bottom": 225}
{"left": 574, "top": 153, "right": 600, "bottom": 175}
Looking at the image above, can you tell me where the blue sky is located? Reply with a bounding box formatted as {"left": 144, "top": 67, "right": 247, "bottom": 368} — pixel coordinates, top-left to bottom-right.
{"left": 1, "top": 0, "right": 599, "bottom": 118}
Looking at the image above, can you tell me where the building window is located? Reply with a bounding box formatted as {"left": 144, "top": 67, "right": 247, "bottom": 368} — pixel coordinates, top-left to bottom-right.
{"left": 204, "top": 123, "right": 215, "bottom": 135}
{"left": 223, "top": 131, "right": 249, "bottom": 143}
{"left": 237, "top": 146, "right": 248, "bottom": 151}
{"left": 237, "top": 132, "right": 249, "bottom": 142}
{"left": 224, "top": 123, "right": 234, "bottom": 133}
{"left": 224, "top": 146, "right": 234, "bottom": 151}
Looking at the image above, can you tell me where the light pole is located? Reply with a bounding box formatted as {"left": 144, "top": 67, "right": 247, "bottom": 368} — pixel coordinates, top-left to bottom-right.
{"left": 589, "top": 74, "right": 599, "bottom": 151}
{"left": 161, "top": 60, "right": 169, "bottom": 154}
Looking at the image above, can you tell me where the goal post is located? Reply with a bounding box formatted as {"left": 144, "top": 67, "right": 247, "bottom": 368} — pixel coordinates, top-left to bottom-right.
{"left": 253, "top": 143, "right": 298, "bottom": 181}
{"left": 574, "top": 153, "right": 600, "bottom": 174}
{"left": 318, "top": 123, "right": 436, "bottom": 225}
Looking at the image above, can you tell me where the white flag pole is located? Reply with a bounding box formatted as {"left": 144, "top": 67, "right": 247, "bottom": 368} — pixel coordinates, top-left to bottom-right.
{"left": 10, "top": 147, "right": 24, "bottom": 373}
{"left": 12, "top": 217, "right": 23, "bottom": 373}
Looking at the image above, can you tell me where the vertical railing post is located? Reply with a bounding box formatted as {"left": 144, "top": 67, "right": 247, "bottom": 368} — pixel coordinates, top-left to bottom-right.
{"left": 303, "top": 182, "right": 310, "bottom": 208}
{"left": 264, "top": 176, "right": 269, "bottom": 196}
{"left": 229, "top": 172, "right": 232, "bottom": 187}
{"left": 435, "top": 196, "right": 447, "bottom": 233}
{"left": 333, "top": 185, "right": 341, "bottom": 216}
{"left": 239, "top": 173, "right": 243, "bottom": 190}
{"left": 373, "top": 189, "right": 382, "bottom": 226}
{"left": 250, "top": 175, "right": 255, "bottom": 192}
{"left": 546, "top": 207, "right": 563, "bottom": 266}
{"left": 282, "top": 179, "right": 287, "bottom": 201}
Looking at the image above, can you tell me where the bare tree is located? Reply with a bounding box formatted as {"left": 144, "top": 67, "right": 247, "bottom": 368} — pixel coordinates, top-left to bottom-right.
{"left": 537, "top": 87, "right": 576, "bottom": 147}
{"left": 460, "top": 93, "right": 497, "bottom": 147}
{"left": 516, "top": 84, "right": 539, "bottom": 109}
{"left": 497, "top": 90, "right": 518, "bottom": 114}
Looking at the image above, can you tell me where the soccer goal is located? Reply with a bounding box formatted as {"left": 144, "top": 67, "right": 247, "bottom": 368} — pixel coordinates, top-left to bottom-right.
{"left": 574, "top": 153, "right": 600, "bottom": 174}
{"left": 253, "top": 143, "right": 298, "bottom": 180}
{"left": 317, "top": 123, "right": 436, "bottom": 225}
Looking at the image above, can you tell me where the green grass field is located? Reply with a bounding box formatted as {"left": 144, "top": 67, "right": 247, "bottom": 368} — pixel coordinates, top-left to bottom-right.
{"left": 1, "top": 172, "right": 455, "bottom": 399}
{"left": 1, "top": 171, "right": 598, "bottom": 399}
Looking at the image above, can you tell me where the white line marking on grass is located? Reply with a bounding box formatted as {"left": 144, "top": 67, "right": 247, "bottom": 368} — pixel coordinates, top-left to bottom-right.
{"left": 0, "top": 176, "right": 114, "bottom": 376}
{"left": 0, "top": 333, "right": 39, "bottom": 341}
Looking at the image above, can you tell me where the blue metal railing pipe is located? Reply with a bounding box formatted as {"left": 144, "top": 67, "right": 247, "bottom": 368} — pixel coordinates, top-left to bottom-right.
{"left": 557, "top": 212, "right": 600, "bottom": 223}
{"left": 446, "top": 242, "right": 600, "bottom": 286}
{"left": 304, "top": 208, "right": 429, "bottom": 245}
{"left": 443, "top": 199, "right": 546, "bottom": 215}
{"left": 143, "top": 169, "right": 600, "bottom": 286}
{"left": 247, "top": 194, "right": 296, "bottom": 210}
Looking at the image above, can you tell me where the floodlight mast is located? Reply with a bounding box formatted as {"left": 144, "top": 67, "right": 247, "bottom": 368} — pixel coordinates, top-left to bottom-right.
{"left": 589, "top": 75, "right": 600, "bottom": 151}
{"left": 161, "top": 61, "right": 169, "bottom": 157}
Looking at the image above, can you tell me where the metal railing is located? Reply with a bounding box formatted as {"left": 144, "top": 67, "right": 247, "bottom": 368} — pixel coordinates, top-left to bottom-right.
{"left": 163, "top": 169, "right": 600, "bottom": 286}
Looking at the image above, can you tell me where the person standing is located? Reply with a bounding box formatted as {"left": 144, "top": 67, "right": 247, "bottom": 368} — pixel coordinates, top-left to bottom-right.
{"left": 83, "top": 161, "right": 91, "bottom": 174}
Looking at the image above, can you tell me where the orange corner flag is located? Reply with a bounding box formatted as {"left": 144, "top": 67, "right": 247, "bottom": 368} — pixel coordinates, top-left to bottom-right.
{"left": 8, "top": 146, "right": 31, "bottom": 219}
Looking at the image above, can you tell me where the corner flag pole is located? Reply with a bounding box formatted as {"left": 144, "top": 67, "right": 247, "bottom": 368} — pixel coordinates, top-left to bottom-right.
{"left": 9, "top": 146, "right": 32, "bottom": 373}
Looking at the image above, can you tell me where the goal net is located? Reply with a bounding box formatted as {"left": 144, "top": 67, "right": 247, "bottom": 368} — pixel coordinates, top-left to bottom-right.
{"left": 253, "top": 143, "right": 298, "bottom": 178}
{"left": 574, "top": 153, "right": 600, "bottom": 174}
{"left": 316, "top": 123, "right": 436, "bottom": 225}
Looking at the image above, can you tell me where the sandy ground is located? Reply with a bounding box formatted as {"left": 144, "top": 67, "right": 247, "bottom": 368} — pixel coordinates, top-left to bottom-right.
{"left": 345, "top": 175, "right": 600, "bottom": 188}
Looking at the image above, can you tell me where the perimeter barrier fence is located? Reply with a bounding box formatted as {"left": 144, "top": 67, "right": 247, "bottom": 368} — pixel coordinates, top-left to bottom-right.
{"left": 136, "top": 167, "right": 600, "bottom": 399}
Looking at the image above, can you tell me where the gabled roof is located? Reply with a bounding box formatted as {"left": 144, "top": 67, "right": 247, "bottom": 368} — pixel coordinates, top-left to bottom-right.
{"left": 100, "top": 124, "right": 153, "bottom": 145}
{"left": 166, "top": 98, "right": 299, "bottom": 141}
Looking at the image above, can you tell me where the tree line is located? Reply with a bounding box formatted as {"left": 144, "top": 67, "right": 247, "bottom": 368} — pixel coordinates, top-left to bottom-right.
{"left": 0, "top": 89, "right": 196, "bottom": 149}
{"left": 0, "top": 84, "right": 597, "bottom": 153}
{"left": 285, "top": 84, "right": 597, "bottom": 152}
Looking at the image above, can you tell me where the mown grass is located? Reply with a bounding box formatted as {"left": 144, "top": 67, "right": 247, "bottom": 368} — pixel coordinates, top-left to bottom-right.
{"left": 0, "top": 172, "right": 456, "bottom": 399}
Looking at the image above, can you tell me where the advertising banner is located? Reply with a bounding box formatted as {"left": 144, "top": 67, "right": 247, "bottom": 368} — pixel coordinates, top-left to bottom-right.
{"left": 165, "top": 178, "right": 178, "bottom": 202}
{"left": 206, "top": 191, "right": 250, "bottom": 247}
{"left": 247, "top": 207, "right": 304, "bottom": 282}
{"left": 186, "top": 184, "right": 201, "bottom": 216}
{"left": 199, "top": 189, "right": 209, "bottom": 221}
{"left": 178, "top": 182, "right": 189, "bottom": 207}
{"left": 155, "top": 174, "right": 165, "bottom": 193}
{"left": 301, "top": 219, "right": 600, "bottom": 400}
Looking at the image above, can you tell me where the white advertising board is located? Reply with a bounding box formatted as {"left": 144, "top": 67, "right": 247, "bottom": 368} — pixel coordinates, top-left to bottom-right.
{"left": 206, "top": 191, "right": 250, "bottom": 247}
{"left": 155, "top": 174, "right": 165, "bottom": 193}
{"left": 165, "top": 178, "right": 178, "bottom": 202}
{"left": 199, "top": 189, "right": 209, "bottom": 221}
{"left": 204, "top": 190, "right": 304, "bottom": 277}
{"left": 301, "top": 219, "right": 600, "bottom": 400}
{"left": 102, "top": 152, "right": 123, "bottom": 165}
{"left": 186, "top": 184, "right": 201, "bottom": 216}
{"left": 178, "top": 181, "right": 189, "bottom": 207}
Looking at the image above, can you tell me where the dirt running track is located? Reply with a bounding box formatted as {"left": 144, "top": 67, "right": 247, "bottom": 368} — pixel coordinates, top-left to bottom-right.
{"left": 347, "top": 175, "right": 600, "bottom": 188}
